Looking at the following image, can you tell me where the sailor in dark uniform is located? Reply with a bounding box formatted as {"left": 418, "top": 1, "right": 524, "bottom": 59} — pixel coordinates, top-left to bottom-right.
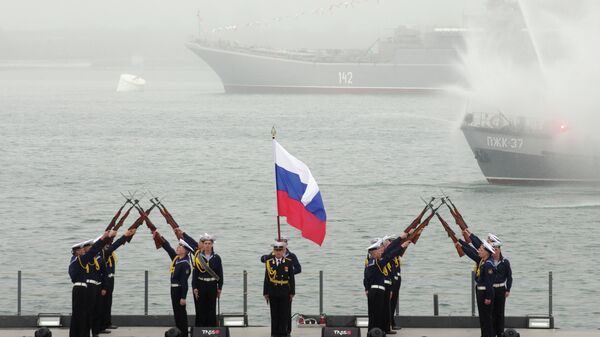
{"left": 383, "top": 234, "right": 405, "bottom": 334}
{"left": 364, "top": 234, "right": 410, "bottom": 334}
{"left": 97, "top": 228, "right": 136, "bottom": 332}
{"left": 380, "top": 235, "right": 397, "bottom": 335}
{"left": 69, "top": 230, "right": 116, "bottom": 337}
{"left": 157, "top": 232, "right": 192, "bottom": 337}
{"left": 457, "top": 230, "right": 496, "bottom": 337}
{"left": 86, "top": 237, "right": 108, "bottom": 337}
{"left": 263, "top": 241, "right": 295, "bottom": 337}
{"left": 487, "top": 234, "right": 512, "bottom": 337}
{"left": 180, "top": 231, "right": 224, "bottom": 327}
{"left": 260, "top": 235, "right": 301, "bottom": 335}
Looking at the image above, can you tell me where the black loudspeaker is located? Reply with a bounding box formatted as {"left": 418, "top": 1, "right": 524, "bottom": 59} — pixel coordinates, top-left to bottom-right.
{"left": 502, "top": 328, "right": 520, "bottom": 337}
{"left": 34, "top": 327, "right": 52, "bottom": 337}
{"left": 322, "top": 326, "right": 361, "bottom": 337}
{"left": 165, "top": 327, "right": 181, "bottom": 337}
{"left": 191, "top": 327, "right": 230, "bottom": 337}
{"left": 366, "top": 328, "right": 383, "bottom": 337}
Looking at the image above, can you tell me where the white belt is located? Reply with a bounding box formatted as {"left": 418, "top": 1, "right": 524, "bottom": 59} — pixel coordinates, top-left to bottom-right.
{"left": 476, "top": 286, "right": 486, "bottom": 291}
{"left": 107, "top": 273, "right": 115, "bottom": 278}
{"left": 86, "top": 280, "right": 101, "bottom": 285}
{"left": 171, "top": 284, "right": 180, "bottom": 287}
{"left": 371, "top": 285, "right": 385, "bottom": 290}
{"left": 384, "top": 279, "right": 392, "bottom": 285}
{"left": 198, "top": 277, "right": 217, "bottom": 282}
{"left": 493, "top": 282, "right": 506, "bottom": 288}
{"left": 393, "top": 276, "right": 399, "bottom": 281}
{"left": 73, "top": 282, "right": 87, "bottom": 287}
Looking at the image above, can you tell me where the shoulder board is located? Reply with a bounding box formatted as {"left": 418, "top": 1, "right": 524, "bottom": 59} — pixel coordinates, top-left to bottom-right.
{"left": 284, "top": 257, "right": 292, "bottom": 262}
{"left": 367, "top": 259, "right": 375, "bottom": 267}
{"left": 485, "top": 260, "right": 495, "bottom": 267}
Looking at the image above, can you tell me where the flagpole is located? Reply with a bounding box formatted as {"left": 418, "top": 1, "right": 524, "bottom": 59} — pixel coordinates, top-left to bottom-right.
{"left": 272, "top": 126, "right": 281, "bottom": 241}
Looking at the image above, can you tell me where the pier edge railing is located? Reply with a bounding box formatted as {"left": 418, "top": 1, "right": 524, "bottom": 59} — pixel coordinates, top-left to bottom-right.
{"left": 6, "top": 269, "right": 554, "bottom": 329}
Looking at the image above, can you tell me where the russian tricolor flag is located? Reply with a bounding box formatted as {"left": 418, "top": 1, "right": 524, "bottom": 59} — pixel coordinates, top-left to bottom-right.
{"left": 274, "top": 140, "right": 327, "bottom": 246}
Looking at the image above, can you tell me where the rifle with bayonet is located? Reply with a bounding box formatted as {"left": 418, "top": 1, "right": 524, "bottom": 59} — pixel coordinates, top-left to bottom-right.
{"left": 437, "top": 213, "right": 465, "bottom": 257}
{"left": 123, "top": 202, "right": 157, "bottom": 243}
{"left": 403, "top": 197, "right": 435, "bottom": 234}
{"left": 407, "top": 200, "right": 442, "bottom": 244}
{"left": 104, "top": 192, "right": 135, "bottom": 231}
{"left": 149, "top": 194, "right": 183, "bottom": 240}
{"left": 133, "top": 203, "right": 165, "bottom": 249}
{"left": 440, "top": 191, "right": 471, "bottom": 243}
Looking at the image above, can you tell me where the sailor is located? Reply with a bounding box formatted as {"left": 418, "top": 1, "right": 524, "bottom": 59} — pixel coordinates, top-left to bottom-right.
{"left": 380, "top": 235, "right": 397, "bottom": 335}
{"left": 457, "top": 230, "right": 496, "bottom": 337}
{"left": 69, "top": 230, "right": 116, "bottom": 337}
{"left": 263, "top": 241, "right": 295, "bottom": 337}
{"left": 179, "top": 231, "right": 224, "bottom": 327}
{"left": 384, "top": 234, "right": 405, "bottom": 333}
{"left": 487, "top": 234, "right": 512, "bottom": 337}
{"left": 260, "top": 235, "right": 301, "bottom": 336}
{"left": 98, "top": 228, "right": 137, "bottom": 332}
{"left": 364, "top": 234, "right": 410, "bottom": 334}
{"left": 86, "top": 237, "right": 108, "bottom": 337}
{"left": 156, "top": 232, "right": 192, "bottom": 337}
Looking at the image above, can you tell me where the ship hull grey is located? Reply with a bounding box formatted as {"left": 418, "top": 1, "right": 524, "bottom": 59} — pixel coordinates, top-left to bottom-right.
{"left": 187, "top": 43, "right": 463, "bottom": 94}
{"left": 462, "top": 125, "right": 600, "bottom": 185}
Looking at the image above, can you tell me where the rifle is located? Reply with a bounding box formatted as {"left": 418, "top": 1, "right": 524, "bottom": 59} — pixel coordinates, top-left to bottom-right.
{"left": 113, "top": 198, "right": 142, "bottom": 232}
{"left": 104, "top": 192, "right": 135, "bottom": 231}
{"left": 133, "top": 204, "right": 164, "bottom": 249}
{"left": 403, "top": 197, "right": 435, "bottom": 234}
{"left": 437, "top": 213, "right": 465, "bottom": 257}
{"left": 125, "top": 203, "right": 157, "bottom": 242}
{"left": 150, "top": 195, "right": 182, "bottom": 240}
{"left": 440, "top": 196, "right": 471, "bottom": 243}
{"left": 408, "top": 201, "right": 442, "bottom": 244}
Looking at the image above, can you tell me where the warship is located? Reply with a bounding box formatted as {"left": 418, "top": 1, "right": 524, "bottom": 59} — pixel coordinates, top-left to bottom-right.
{"left": 186, "top": 26, "right": 466, "bottom": 93}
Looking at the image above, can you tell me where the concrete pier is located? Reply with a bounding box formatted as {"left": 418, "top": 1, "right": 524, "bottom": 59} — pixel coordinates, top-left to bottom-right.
{"left": 2, "top": 327, "right": 598, "bottom": 337}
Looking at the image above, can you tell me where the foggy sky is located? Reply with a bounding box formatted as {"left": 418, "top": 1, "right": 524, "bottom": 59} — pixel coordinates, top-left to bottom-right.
{"left": 0, "top": 0, "right": 484, "bottom": 62}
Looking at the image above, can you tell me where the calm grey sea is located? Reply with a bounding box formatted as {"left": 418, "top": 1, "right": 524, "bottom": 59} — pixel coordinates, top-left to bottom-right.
{"left": 0, "top": 66, "right": 598, "bottom": 329}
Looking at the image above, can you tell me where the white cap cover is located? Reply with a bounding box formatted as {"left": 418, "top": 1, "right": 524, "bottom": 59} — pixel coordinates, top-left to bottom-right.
{"left": 200, "top": 233, "right": 215, "bottom": 242}
{"left": 271, "top": 241, "right": 286, "bottom": 249}
{"left": 367, "top": 238, "right": 383, "bottom": 251}
{"left": 179, "top": 239, "right": 194, "bottom": 252}
{"left": 482, "top": 240, "right": 495, "bottom": 254}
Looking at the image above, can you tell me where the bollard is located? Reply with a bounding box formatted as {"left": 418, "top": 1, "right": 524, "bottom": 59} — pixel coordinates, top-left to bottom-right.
{"left": 17, "top": 270, "right": 21, "bottom": 316}
{"left": 549, "top": 271, "right": 553, "bottom": 317}
{"left": 319, "top": 270, "right": 324, "bottom": 314}
{"left": 144, "top": 270, "right": 149, "bottom": 315}
{"left": 243, "top": 270, "right": 248, "bottom": 317}
{"left": 471, "top": 271, "right": 476, "bottom": 316}
{"left": 433, "top": 293, "right": 439, "bottom": 316}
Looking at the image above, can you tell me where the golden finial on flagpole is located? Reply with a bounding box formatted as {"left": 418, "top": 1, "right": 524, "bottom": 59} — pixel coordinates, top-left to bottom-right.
{"left": 271, "top": 126, "right": 277, "bottom": 139}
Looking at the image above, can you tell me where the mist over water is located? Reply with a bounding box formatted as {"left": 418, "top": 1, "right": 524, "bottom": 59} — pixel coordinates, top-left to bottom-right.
{"left": 460, "top": 0, "right": 600, "bottom": 137}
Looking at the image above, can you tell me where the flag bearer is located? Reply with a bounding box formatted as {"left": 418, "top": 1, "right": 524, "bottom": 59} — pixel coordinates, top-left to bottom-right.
{"left": 260, "top": 235, "right": 301, "bottom": 335}
{"left": 263, "top": 241, "right": 295, "bottom": 337}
